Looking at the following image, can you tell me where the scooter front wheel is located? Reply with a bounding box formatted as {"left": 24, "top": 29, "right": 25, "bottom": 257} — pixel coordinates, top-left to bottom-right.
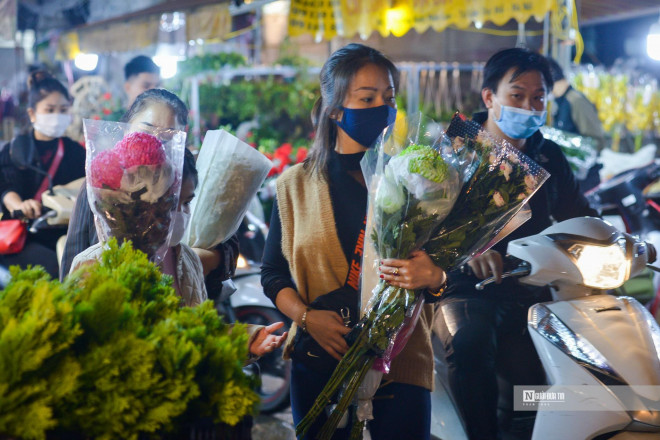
{"left": 234, "top": 306, "right": 292, "bottom": 413}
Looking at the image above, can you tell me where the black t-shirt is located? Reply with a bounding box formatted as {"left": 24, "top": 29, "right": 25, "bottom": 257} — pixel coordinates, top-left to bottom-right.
{"left": 260, "top": 151, "right": 368, "bottom": 304}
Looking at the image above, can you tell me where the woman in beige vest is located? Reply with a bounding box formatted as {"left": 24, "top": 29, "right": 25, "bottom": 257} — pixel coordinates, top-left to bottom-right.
{"left": 261, "top": 43, "right": 447, "bottom": 440}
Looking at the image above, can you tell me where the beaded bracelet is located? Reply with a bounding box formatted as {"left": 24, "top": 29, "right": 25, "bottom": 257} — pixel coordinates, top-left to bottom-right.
{"left": 427, "top": 278, "right": 448, "bottom": 297}
{"left": 300, "top": 307, "right": 312, "bottom": 332}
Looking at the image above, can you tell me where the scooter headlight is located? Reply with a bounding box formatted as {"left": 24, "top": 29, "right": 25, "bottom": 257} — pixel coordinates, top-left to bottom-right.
{"left": 559, "top": 239, "right": 629, "bottom": 289}
{"left": 529, "top": 304, "right": 622, "bottom": 381}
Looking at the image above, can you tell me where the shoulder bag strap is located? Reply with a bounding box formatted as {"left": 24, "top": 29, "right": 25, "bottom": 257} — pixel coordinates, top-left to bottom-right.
{"left": 34, "top": 138, "right": 65, "bottom": 203}
{"left": 344, "top": 213, "right": 367, "bottom": 292}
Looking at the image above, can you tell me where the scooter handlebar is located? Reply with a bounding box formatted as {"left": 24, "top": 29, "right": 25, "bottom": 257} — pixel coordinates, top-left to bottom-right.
{"left": 474, "top": 261, "right": 532, "bottom": 290}
{"left": 28, "top": 210, "right": 57, "bottom": 234}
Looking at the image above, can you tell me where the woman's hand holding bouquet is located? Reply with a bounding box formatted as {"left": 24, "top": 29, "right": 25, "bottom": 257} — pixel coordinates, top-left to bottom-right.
{"left": 297, "top": 113, "right": 549, "bottom": 439}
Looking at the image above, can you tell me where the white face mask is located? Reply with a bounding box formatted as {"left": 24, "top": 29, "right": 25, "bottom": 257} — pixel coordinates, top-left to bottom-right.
{"left": 33, "top": 113, "right": 72, "bottom": 138}
{"left": 168, "top": 210, "right": 190, "bottom": 247}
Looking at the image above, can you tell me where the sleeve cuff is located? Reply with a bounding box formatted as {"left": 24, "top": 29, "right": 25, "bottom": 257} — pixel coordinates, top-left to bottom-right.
{"left": 263, "top": 279, "right": 296, "bottom": 305}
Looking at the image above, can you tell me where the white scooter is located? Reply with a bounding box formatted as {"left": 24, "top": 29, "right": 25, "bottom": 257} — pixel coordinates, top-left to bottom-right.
{"left": 433, "top": 217, "right": 660, "bottom": 440}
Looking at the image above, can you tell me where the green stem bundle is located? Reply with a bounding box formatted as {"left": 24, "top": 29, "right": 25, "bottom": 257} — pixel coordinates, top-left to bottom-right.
{"left": 295, "top": 282, "right": 416, "bottom": 440}
{"left": 318, "top": 357, "right": 375, "bottom": 439}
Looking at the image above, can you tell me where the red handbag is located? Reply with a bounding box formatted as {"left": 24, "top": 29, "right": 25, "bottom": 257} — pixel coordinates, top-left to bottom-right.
{"left": 0, "top": 138, "right": 65, "bottom": 255}
{"left": 0, "top": 219, "right": 27, "bottom": 255}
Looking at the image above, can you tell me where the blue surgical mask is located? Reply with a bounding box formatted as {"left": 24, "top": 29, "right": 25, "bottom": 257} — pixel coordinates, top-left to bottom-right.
{"left": 494, "top": 103, "right": 546, "bottom": 139}
{"left": 333, "top": 105, "right": 397, "bottom": 148}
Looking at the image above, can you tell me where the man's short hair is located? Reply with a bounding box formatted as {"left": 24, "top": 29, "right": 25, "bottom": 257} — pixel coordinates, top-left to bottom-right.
{"left": 546, "top": 57, "right": 566, "bottom": 82}
{"left": 124, "top": 55, "right": 160, "bottom": 81}
{"left": 482, "top": 48, "right": 554, "bottom": 93}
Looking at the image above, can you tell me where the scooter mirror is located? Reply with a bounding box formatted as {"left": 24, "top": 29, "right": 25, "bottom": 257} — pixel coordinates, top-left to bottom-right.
{"left": 9, "top": 134, "right": 36, "bottom": 170}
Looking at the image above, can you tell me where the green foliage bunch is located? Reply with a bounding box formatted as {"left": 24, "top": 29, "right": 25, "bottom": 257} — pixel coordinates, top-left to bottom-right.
{"left": 199, "top": 76, "right": 319, "bottom": 145}
{"left": 0, "top": 267, "right": 81, "bottom": 440}
{"left": 173, "top": 303, "right": 259, "bottom": 427}
{"left": 55, "top": 240, "right": 200, "bottom": 439}
{"left": 177, "top": 53, "right": 247, "bottom": 78}
{"left": 0, "top": 239, "right": 258, "bottom": 440}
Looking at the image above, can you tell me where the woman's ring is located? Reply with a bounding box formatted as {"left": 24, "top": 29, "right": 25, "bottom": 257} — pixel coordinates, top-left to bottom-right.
{"left": 393, "top": 268, "right": 399, "bottom": 276}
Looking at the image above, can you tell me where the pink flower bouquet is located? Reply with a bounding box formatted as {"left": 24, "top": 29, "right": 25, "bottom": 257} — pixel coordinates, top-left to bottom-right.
{"left": 83, "top": 119, "right": 186, "bottom": 264}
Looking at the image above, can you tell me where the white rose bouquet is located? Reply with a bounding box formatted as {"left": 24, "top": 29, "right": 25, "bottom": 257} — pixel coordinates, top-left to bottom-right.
{"left": 185, "top": 129, "right": 272, "bottom": 249}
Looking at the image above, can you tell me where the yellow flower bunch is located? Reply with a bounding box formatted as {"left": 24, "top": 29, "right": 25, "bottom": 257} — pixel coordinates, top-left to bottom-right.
{"left": 574, "top": 70, "right": 660, "bottom": 139}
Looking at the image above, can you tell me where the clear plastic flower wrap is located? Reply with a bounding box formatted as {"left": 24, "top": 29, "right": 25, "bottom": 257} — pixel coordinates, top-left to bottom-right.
{"left": 83, "top": 118, "right": 186, "bottom": 264}
{"left": 297, "top": 113, "right": 550, "bottom": 440}
{"left": 540, "top": 126, "right": 598, "bottom": 180}
{"left": 184, "top": 129, "right": 273, "bottom": 249}
{"left": 425, "top": 113, "right": 550, "bottom": 271}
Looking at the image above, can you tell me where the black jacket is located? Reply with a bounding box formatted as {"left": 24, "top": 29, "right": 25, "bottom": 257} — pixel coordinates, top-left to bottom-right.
{"left": 0, "top": 134, "right": 86, "bottom": 216}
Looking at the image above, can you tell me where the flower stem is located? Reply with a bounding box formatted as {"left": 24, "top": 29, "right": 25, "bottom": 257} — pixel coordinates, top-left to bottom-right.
{"left": 296, "top": 282, "right": 411, "bottom": 438}
{"left": 295, "top": 332, "right": 370, "bottom": 438}
{"left": 317, "top": 357, "right": 375, "bottom": 439}
{"left": 349, "top": 418, "right": 366, "bottom": 440}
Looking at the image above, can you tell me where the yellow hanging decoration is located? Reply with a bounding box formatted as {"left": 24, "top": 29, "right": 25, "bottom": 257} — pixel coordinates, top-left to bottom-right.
{"left": 550, "top": 0, "right": 584, "bottom": 63}
{"left": 288, "top": 0, "right": 557, "bottom": 41}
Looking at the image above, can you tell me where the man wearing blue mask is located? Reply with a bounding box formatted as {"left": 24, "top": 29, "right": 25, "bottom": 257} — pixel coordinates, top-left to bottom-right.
{"left": 434, "top": 48, "right": 598, "bottom": 440}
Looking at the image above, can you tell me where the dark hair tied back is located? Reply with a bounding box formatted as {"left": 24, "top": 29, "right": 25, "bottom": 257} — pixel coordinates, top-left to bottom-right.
{"left": 27, "top": 71, "right": 70, "bottom": 109}
{"left": 182, "top": 147, "right": 198, "bottom": 188}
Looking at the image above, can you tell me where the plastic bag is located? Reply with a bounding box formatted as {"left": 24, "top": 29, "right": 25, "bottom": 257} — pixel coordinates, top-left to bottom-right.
{"left": 540, "top": 126, "right": 597, "bottom": 180}
{"left": 357, "top": 113, "right": 463, "bottom": 363}
{"left": 362, "top": 113, "right": 549, "bottom": 372}
{"left": 184, "top": 129, "right": 272, "bottom": 249}
{"left": 83, "top": 118, "right": 186, "bottom": 264}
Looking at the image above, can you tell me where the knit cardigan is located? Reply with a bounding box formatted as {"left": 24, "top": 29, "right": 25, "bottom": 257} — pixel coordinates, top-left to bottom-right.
{"left": 276, "top": 163, "right": 435, "bottom": 391}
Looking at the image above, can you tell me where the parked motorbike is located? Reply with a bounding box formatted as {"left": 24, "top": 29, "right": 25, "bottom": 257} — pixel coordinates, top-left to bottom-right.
{"left": 491, "top": 217, "right": 659, "bottom": 439}
{"left": 0, "top": 177, "right": 83, "bottom": 287}
{"left": 0, "top": 134, "right": 83, "bottom": 284}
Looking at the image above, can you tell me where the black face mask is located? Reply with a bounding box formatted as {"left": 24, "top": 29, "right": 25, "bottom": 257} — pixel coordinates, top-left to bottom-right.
{"left": 333, "top": 105, "right": 397, "bottom": 148}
